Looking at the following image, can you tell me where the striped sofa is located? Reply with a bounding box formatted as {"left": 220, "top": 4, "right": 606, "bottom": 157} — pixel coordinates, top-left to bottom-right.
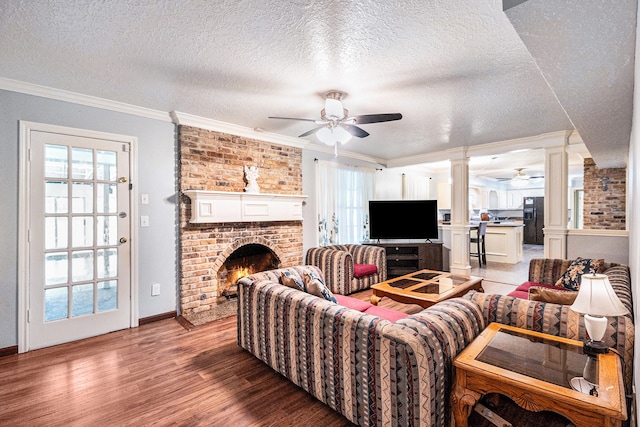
{"left": 237, "top": 265, "right": 485, "bottom": 427}
{"left": 305, "top": 244, "right": 387, "bottom": 295}
{"left": 237, "top": 261, "right": 634, "bottom": 425}
{"left": 465, "top": 259, "right": 634, "bottom": 393}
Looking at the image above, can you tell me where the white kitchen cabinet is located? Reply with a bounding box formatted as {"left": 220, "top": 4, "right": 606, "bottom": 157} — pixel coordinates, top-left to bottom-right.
{"left": 437, "top": 181, "right": 451, "bottom": 209}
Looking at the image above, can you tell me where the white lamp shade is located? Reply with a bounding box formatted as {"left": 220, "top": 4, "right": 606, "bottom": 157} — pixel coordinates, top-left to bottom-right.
{"left": 324, "top": 98, "right": 344, "bottom": 119}
{"left": 570, "top": 274, "right": 629, "bottom": 317}
{"left": 333, "top": 126, "right": 352, "bottom": 144}
{"left": 316, "top": 127, "right": 335, "bottom": 145}
{"left": 316, "top": 126, "right": 352, "bottom": 146}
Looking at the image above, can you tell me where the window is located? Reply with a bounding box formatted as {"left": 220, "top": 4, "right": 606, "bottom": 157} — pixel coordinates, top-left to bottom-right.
{"left": 315, "top": 160, "right": 374, "bottom": 245}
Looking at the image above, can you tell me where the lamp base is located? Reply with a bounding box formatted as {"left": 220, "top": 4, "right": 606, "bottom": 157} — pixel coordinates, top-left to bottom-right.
{"left": 584, "top": 340, "right": 609, "bottom": 356}
{"left": 570, "top": 377, "right": 598, "bottom": 396}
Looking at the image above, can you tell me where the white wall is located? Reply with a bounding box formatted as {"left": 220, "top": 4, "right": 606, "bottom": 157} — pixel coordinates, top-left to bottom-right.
{"left": 0, "top": 90, "right": 177, "bottom": 348}
{"left": 566, "top": 233, "right": 629, "bottom": 265}
{"left": 630, "top": 4, "right": 640, "bottom": 420}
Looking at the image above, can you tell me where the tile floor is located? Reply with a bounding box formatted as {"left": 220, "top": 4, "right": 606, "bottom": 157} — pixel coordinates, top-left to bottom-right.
{"left": 470, "top": 244, "right": 544, "bottom": 295}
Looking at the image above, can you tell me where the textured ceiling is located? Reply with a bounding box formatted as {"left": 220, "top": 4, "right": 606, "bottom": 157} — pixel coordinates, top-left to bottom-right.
{"left": 0, "top": 0, "right": 635, "bottom": 167}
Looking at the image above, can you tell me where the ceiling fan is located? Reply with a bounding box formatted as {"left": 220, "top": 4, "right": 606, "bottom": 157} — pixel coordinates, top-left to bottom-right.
{"left": 268, "top": 90, "right": 402, "bottom": 147}
{"left": 496, "top": 168, "right": 544, "bottom": 187}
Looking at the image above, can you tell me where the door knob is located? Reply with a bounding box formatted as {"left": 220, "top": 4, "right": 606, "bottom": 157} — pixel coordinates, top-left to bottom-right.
{"left": 119, "top": 237, "right": 128, "bottom": 244}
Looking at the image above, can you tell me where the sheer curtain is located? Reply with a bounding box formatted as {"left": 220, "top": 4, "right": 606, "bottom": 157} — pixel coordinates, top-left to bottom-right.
{"left": 402, "top": 174, "right": 430, "bottom": 200}
{"left": 315, "top": 160, "right": 375, "bottom": 245}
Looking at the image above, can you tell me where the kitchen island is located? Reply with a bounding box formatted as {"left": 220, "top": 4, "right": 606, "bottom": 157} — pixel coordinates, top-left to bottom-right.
{"left": 482, "top": 222, "right": 524, "bottom": 264}
{"left": 440, "top": 222, "right": 524, "bottom": 265}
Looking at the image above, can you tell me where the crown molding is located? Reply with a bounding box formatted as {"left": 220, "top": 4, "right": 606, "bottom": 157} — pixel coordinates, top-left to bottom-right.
{"left": 386, "top": 130, "right": 573, "bottom": 168}
{"left": 0, "top": 77, "right": 172, "bottom": 122}
{"left": 171, "top": 111, "right": 386, "bottom": 166}
{"left": 171, "top": 111, "right": 307, "bottom": 148}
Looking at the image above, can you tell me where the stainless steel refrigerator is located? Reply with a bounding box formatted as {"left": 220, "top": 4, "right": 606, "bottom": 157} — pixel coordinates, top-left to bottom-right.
{"left": 523, "top": 197, "right": 544, "bottom": 245}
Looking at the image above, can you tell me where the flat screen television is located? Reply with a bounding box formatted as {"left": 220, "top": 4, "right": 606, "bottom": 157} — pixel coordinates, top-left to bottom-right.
{"left": 368, "top": 200, "right": 439, "bottom": 240}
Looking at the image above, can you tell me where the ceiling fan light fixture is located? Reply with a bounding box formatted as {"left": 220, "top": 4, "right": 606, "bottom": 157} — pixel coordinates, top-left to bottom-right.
{"left": 334, "top": 126, "right": 352, "bottom": 144}
{"left": 510, "top": 176, "right": 529, "bottom": 187}
{"left": 511, "top": 168, "right": 530, "bottom": 187}
{"left": 324, "top": 98, "right": 345, "bottom": 119}
{"left": 316, "top": 127, "right": 335, "bottom": 145}
{"left": 316, "top": 126, "right": 352, "bottom": 146}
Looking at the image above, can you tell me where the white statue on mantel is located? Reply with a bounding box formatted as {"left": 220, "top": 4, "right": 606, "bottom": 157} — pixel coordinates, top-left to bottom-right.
{"left": 244, "top": 165, "right": 260, "bottom": 193}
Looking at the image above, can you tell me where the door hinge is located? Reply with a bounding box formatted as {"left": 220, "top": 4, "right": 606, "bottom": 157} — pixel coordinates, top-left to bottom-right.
{"left": 27, "top": 309, "right": 30, "bottom": 323}
{"left": 122, "top": 144, "right": 130, "bottom": 152}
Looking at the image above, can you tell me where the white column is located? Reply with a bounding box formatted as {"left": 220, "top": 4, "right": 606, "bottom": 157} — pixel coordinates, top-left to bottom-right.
{"left": 449, "top": 150, "right": 471, "bottom": 275}
{"left": 544, "top": 139, "right": 569, "bottom": 258}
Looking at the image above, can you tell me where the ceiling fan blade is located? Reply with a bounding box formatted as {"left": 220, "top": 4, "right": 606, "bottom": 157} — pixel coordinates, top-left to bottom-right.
{"left": 352, "top": 113, "right": 403, "bottom": 125}
{"left": 298, "top": 126, "right": 326, "bottom": 138}
{"left": 268, "top": 116, "right": 318, "bottom": 122}
{"left": 343, "top": 125, "right": 369, "bottom": 138}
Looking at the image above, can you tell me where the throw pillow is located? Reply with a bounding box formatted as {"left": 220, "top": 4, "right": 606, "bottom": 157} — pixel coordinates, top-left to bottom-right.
{"left": 528, "top": 286, "right": 578, "bottom": 305}
{"left": 554, "top": 258, "right": 604, "bottom": 291}
{"left": 353, "top": 263, "right": 378, "bottom": 278}
{"left": 280, "top": 271, "right": 305, "bottom": 291}
{"left": 303, "top": 271, "right": 337, "bottom": 303}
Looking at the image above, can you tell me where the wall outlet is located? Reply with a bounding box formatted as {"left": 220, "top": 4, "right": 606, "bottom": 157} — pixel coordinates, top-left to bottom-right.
{"left": 151, "top": 283, "right": 160, "bottom": 296}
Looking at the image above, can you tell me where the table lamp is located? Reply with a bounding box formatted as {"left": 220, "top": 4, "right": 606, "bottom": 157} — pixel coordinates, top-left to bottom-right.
{"left": 569, "top": 273, "right": 628, "bottom": 387}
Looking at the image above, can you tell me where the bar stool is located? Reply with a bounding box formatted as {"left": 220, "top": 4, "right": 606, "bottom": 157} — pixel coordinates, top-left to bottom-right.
{"left": 470, "top": 222, "right": 487, "bottom": 266}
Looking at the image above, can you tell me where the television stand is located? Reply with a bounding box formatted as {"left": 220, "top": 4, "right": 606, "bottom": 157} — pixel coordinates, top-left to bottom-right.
{"left": 370, "top": 242, "right": 444, "bottom": 278}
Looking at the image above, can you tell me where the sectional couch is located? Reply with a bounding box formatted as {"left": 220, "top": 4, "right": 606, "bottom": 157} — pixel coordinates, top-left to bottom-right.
{"left": 237, "top": 260, "right": 634, "bottom": 426}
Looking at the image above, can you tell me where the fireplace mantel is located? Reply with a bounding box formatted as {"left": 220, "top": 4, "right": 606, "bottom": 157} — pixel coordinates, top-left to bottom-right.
{"left": 183, "top": 190, "right": 307, "bottom": 223}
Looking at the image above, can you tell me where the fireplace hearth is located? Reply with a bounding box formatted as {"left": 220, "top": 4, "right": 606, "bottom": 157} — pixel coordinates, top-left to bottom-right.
{"left": 218, "top": 244, "right": 279, "bottom": 298}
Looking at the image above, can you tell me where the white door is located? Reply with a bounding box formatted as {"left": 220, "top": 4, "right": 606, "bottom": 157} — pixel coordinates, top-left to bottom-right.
{"left": 25, "top": 127, "right": 132, "bottom": 350}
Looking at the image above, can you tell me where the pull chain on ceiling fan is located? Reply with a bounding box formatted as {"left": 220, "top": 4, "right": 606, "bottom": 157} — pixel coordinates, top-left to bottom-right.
{"left": 268, "top": 90, "right": 402, "bottom": 147}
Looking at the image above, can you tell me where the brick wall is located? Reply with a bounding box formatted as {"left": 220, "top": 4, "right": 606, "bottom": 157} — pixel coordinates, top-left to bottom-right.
{"left": 179, "top": 125, "right": 304, "bottom": 321}
{"left": 582, "top": 158, "right": 626, "bottom": 229}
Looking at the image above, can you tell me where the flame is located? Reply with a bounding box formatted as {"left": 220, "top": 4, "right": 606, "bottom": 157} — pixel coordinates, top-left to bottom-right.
{"left": 229, "top": 267, "right": 251, "bottom": 283}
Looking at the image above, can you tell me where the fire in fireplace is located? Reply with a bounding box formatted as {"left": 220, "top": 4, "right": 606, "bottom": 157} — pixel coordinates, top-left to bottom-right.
{"left": 218, "top": 243, "right": 280, "bottom": 298}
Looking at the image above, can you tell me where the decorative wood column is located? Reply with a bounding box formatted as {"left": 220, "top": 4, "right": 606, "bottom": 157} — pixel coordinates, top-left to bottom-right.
{"left": 544, "top": 137, "right": 569, "bottom": 258}
{"left": 449, "top": 150, "right": 471, "bottom": 275}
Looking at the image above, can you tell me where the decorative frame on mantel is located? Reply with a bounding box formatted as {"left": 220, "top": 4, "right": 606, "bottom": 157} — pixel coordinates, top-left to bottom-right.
{"left": 183, "top": 190, "right": 307, "bottom": 223}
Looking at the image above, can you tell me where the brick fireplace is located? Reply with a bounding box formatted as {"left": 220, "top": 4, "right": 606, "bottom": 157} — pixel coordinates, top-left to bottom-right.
{"left": 179, "top": 125, "right": 304, "bottom": 324}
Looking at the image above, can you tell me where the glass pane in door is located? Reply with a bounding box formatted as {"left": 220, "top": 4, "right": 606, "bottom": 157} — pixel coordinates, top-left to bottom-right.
{"left": 72, "top": 283, "right": 94, "bottom": 317}
{"left": 98, "top": 280, "right": 118, "bottom": 312}
{"left": 72, "top": 182, "right": 93, "bottom": 213}
{"left": 96, "top": 184, "right": 117, "bottom": 213}
{"left": 71, "top": 147, "right": 94, "bottom": 179}
{"left": 97, "top": 248, "right": 117, "bottom": 279}
{"left": 97, "top": 215, "right": 117, "bottom": 245}
{"left": 45, "top": 181, "right": 68, "bottom": 214}
{"left": 45, "top": 252, "right": 68, "bottom": 285}
{"left": 96, "top": 150, "right": 117, "bottom": 181}
{"left": 45, "top": 145, "right": 68, "bottom": 178}
{"left": 45, "top": 217, "right": 68, "bottom": 249}
{"left": 45, "top": 287, "right": 68, "bottom": 321}
{"left": 72, "top": 216, "right": 93, "bottom": 247}
{"left": 72, "top": 250, "right": 94, "bottom": 282}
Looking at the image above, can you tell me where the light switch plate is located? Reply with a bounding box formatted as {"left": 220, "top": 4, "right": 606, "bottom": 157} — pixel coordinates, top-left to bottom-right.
{"left": 151, "top": 283, "right": 160, "bottom": 296}
{"left": 141, "top": 194, "right": 149, "bottom": 205}
{"left": 140, "top": 216, "right": 150, "bottom": 227}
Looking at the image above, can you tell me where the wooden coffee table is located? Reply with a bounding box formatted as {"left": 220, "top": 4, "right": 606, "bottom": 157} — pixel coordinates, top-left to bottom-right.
{"left": 370, "top": 269, "right": 483, "bottom": 308}
{"left": 452, "top": 323, "right": 627, "bottom": 427}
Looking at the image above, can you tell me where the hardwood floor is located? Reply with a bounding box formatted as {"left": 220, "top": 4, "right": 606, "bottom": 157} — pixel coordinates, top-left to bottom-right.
{"left": 0, "top": 316, "right": 355, "bottom": 426}
{"left": 0, "top": 283, "right": 493, "bottom": 426}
